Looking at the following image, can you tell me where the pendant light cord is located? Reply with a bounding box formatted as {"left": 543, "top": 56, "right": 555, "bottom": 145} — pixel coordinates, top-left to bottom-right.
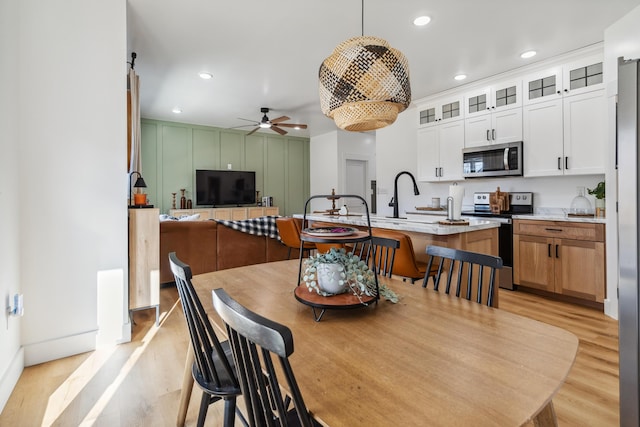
{"left": 361, "top": 0, "right": 364, "bottom": 36}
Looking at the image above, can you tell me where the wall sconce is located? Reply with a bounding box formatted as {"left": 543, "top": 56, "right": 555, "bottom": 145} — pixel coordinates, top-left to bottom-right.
{"left": 129, "top": 171, "right": 147, "bottom": 207}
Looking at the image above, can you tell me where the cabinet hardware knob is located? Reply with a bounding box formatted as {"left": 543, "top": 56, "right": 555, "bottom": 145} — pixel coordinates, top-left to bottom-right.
{"left": 557, "top": 90, "right": 561, "bottom": 94}
{"left": 564, "top": 89, "right": 569, "bottom": 93}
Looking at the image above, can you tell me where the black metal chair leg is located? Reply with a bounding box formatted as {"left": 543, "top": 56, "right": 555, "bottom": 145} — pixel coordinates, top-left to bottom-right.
{"left": 196, "top": 391, "right": 210, "bottom": 427}
{"left": 223, "top": 397, "right": 237, "bottom": 427}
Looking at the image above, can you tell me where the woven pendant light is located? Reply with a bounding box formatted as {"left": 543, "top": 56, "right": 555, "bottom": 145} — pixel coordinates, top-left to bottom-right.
{"left": 319, "top": 35, "right": 411, "bottom": 132}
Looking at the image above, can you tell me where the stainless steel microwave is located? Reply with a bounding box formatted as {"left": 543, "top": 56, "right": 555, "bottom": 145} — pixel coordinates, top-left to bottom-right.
{"left": 462, "top": 141, "right": 523, "bottom": 178}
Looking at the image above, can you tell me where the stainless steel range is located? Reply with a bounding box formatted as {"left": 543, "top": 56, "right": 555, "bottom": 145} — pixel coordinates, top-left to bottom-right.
{"left": 461, "top": 192, "right": 534, "bottom": 290}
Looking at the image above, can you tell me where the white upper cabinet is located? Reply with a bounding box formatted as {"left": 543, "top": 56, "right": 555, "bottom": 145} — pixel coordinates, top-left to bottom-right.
{"left": 464, "top": 79, "right": 522, "bottom": 117}
{"left": 523, "top": 99, "right": 564, "bottom": 176}
{"left": 463, "top": 79, "right": 523, "bottom": 147}
{"left": 417, "top": 94, "right": 464, "bottom": 128}
{"left": 523, "top": 66, "right": 564, "bottom": 106}
{"left": 562, "top": 89, "right": 606, "bottom": 175}
{"left": 523, "top": 53, "right": 603, "bottom": 105}
{"left": 562, "top": 54, "right": 604, "bottom": 97}
{"left": 417, "top": 120, "right": 464, "bottom": 182}
{"left": 523, "top": 89, "right": 605, "bottom": 177}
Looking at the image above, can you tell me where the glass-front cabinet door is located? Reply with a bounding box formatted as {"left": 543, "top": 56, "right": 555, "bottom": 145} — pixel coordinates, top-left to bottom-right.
{"left": 464, "top": 79, "right": 522, "bottom": 118}
{"left": 523, "top": 66, "right": 563, "bottom": 105}
{"left": 562, "top": 53, "right": 604, "bottom": 97}
{"left": 417, "top": 94, "right": 464, "bottom": 127}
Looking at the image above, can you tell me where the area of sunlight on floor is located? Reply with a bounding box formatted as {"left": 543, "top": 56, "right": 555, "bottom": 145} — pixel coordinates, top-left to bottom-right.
{"left": 39, "top": 300, "right": 180, "bottom": 426}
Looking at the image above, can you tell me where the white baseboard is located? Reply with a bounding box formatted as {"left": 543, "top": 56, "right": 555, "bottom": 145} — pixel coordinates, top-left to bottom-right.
{"left": 0, "top": 347, "right": 24, "bottom": 413}
{"left": 604, "top": 298, "right": 619, "bottom": 320}
{"left": 23, "top": 329, "right": 97, "bottom": 367}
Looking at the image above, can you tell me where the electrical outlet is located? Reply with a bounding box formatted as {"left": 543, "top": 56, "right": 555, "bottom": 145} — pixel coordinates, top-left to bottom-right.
{"left": 7, "top": 293, "right": 24, "bottom": 317}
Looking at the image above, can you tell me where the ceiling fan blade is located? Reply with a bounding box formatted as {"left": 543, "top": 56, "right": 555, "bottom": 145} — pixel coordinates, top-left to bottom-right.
{"left": 269, "top": 116, "right": 290, "bottom": 124}
{"left": 271, "top": 126, "right": 287, "bottom": 135}
{"left": 237, "top": 117, "right": 259, "bottom": 123}
{"left": 246, "top": 127, "right": 260, "bottom": 136}
{"left": 275, "top": 123, "right": 308, "bottom": 129}
{"left": 230, "top": 124, "right": 257, "bottom": 129}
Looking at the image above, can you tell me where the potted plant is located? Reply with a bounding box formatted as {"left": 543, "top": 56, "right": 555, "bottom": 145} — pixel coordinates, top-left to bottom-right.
{"left": 302, "top": 247, "right": 399, "bottom": 303}
{"left": 588, "top": 181, "right": 605, "bottom": 217}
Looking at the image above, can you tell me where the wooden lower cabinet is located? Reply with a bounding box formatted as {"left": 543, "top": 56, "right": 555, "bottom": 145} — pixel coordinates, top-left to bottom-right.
{"left": 169, "top": 206, "right": 279, "bottom": 220}
{"left": 513, "top": 219, "right": 605, "bottom": 303}
{"left": 129, "top": 208, "right": 160, "bottom": 323}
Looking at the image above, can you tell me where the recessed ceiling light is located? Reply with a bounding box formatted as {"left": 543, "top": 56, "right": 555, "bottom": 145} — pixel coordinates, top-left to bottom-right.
{"left": 454, "top": 74, "right": 467, "bottom": 81}
{"left": 520, "top": 50, "right": 537, "bottom": 59}
{"left": 199, "top": 72, "right": 213, "bottom": 80}
{"left": 172, "top": 108, "right": 182, "bottom": 114}
{"left": 413, "top": 16, "right": 431, "bottom": 26}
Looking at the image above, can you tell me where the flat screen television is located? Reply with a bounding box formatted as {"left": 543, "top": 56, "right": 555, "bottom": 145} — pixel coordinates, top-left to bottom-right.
{"left": 195, "top": 169, "right": 256, "bottom": 206}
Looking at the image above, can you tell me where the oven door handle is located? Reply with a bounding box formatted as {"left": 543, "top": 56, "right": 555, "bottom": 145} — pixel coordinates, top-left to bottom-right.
{"left": 504, "top": 148, "right": 510, "bottom": 170}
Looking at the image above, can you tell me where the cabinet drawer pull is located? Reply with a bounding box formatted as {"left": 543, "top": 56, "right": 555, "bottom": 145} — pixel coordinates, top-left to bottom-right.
{"left": 556, "top": 244, "right": 559, "bottom": 258}
{"left": 545, "top": 228, "right": 563, "bottom": 232}
{"left": 548, "top": 243, "right": 551, "bottom": 257}
{"left": 492, "top": 129, "right": 496, "bottom": 140}
{"left": 486, "top": 130, "right": 490, "bottom": 141}
{"left": 557, "top": 157, "right": 561, "bottom": 170}
{"left": 565, "top": 156, "right": 569, "bottom": 170}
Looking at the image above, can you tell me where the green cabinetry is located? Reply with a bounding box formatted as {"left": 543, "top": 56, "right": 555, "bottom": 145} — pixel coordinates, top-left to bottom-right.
{"left": 140, "top": 119, "right": 309, "bottom": 216}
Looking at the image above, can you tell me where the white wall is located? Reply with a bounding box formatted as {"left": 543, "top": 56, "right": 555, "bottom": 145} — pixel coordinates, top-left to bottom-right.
{"left": 309, "top": 130, "right": 340, "bottom": 212}
{"left": 309, "top": 129, "right": 377, "bottom": 213}
{"left": 0, "top": 0, "right": 128, "bottom": 409}
{"left": 336, "top": 131, "right": 376, "bottom": 188}
{"left": 604, "top": 4, "right": 640, "bottom": 320}
{"left": 0, "top": 0, "right": 23, "bottom": 412}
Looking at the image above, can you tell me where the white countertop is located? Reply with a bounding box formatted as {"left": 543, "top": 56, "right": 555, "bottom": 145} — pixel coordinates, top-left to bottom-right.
{"left": 512, "top": 214, "right": 606, "bottom": 224}
{"left": 294, "top": 213, "right": 500, "bottom": 236}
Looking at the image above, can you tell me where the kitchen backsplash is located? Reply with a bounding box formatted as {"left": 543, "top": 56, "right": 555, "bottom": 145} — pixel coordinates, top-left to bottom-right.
{"left": 388, "top": 173, "right": 604, "bottom": 214}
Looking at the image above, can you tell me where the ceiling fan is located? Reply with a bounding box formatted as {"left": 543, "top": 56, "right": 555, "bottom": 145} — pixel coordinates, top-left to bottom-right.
{"left": 234, "top": 107, "right": 308, "bottom": 136}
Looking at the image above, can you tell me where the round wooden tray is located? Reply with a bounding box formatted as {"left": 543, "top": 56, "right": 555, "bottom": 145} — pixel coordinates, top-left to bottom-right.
{"left": 294, "top": 285, "right": 376, "bottom": 309}
{"left": 300, "top": 229, "right": 371, "bottom": 244}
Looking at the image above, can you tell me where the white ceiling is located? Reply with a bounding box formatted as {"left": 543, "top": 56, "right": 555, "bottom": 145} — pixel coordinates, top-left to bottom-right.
{"left": 127, "top": 0, "right": 640, "bottom": 138}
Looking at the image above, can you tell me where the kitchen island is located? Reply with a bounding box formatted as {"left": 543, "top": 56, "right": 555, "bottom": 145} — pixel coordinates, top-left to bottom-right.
{"left": 296, "top": 213, "right": 500, "bottom": 265}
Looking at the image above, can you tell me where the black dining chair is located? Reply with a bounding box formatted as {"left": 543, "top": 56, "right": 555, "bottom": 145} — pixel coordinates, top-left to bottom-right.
{"left": 169, "top": 252, "right": 246, "bottom": 427}
{"left": 422, "top": 245, "right": 503, "bottom": 307}
{"left": 211, "top": 288, "right": 320, "bottom": 427}
{"left": 352, "top": 236, "right": 400, "bottom": 278}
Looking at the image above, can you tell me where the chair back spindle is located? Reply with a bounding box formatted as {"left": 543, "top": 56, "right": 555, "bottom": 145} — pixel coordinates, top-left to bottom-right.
{"left": 422, "top": 245, "right": 502, "bottom": 307}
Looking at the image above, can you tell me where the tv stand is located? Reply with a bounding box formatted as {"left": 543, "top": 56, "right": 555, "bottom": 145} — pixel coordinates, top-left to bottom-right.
{"left": 169, "top": 206, "right": 279, "bottom": 221}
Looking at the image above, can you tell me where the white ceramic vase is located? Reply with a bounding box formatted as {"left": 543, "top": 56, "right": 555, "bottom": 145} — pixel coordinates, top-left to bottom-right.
{"left": 316, "top": 263, "right": 348, "bottom": 295}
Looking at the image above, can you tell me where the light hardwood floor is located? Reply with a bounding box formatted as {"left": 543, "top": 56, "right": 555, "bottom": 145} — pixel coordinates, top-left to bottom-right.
{"left": 0, "top": 284, "right": 619, "bottom": 426}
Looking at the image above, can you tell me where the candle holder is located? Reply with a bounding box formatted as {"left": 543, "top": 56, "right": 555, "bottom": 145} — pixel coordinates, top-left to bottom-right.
{"left": 171, "top": 192, "right": 177, "bottom": 209}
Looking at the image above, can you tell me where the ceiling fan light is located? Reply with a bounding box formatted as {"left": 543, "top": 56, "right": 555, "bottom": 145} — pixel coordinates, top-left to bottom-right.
{"left": 259, "top": 122, "right": 271, "bottom": 128}
{"left": 319, "top": 36, "right": 411, "bottom": 132}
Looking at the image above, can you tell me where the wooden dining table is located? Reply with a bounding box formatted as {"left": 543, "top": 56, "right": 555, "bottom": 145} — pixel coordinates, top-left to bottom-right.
{"left": 177, "top": 259, "right": 578, "bottom": 426}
